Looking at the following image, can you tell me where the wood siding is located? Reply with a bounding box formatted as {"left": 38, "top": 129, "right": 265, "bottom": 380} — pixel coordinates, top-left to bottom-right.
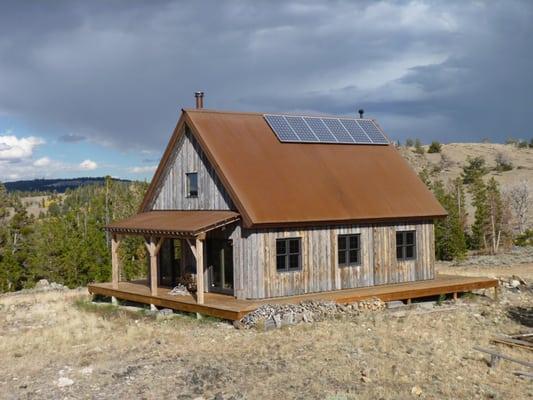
{"left": 232, "top": 221, "right": 435, "bottom": 300}
{"left": 150, "top": 128, "right": 234, "bottom": 211}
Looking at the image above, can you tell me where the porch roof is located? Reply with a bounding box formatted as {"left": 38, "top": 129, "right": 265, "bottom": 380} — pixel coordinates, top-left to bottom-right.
{"left": 105, "top": 210, "right": 240, "bottom": 236}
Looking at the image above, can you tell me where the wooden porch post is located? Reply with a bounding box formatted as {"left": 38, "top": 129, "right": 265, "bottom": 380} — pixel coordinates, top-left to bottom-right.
{"left": 145, "top": 236, "right": 164, "bottom": 297}
{"left": 186, "top": 234, "right": 206, "bottom": 305}
{"left": 180, "top": 239, "right": 186, "bottom": 278}
{"left": 196, "top": 237, "right": 204, "bottom": 305}
{"left": 111, "top": 234, "right": 121, "bottom": 290}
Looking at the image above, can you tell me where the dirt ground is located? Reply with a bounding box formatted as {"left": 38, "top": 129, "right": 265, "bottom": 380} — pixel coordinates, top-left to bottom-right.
{"left": 1, "top": 266, "right": 532, "bottom": 399}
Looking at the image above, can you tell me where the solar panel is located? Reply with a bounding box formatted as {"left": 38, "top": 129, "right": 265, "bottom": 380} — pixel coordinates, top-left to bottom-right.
{"left": 303, "top": 117, "right": 337, "bottom": 142}
{"left": 264, "top": 115, "right": 299, "bottom": 142}
{"left": 264, "top": 114, "right": 389, "bottom": 145}
{"left": 285, "top": 116, "right": 319, "bottom": 142}
{"left": 323, "top": 118, "right": 355, "bottom": 143}
{"left": 357, "top": 120, "right": 388, "bottom": 144}
{"left": 339, "top": 119, "right": 372, "bottom": 143}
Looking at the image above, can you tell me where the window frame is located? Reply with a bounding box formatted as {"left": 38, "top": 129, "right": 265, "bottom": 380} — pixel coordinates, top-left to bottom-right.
{"left": 275, "top": 237, "right": 302, "bottom": 272}
{"left": 186, "top": 172, "right": 198, "bottom": 198}
{"left": 396, "top": 230, "right": 417, "bottom": 261}
{"left": 337, "top": 234, "right": 361, "bottom": 267}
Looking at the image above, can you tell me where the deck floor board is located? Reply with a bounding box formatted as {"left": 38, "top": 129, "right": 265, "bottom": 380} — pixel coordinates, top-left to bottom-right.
{"left": 88, "top": 274, "right": 498, "bottom": 320}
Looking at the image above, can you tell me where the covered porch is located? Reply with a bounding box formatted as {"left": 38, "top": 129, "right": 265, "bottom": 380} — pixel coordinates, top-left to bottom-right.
{"left": 103, "top": 210, "right": 240, "bottom": 307}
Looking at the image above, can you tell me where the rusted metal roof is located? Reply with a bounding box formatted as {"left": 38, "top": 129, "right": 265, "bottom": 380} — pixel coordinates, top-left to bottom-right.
{"left": 141, "top": 109, "right": 447, "bottom": 227}
{"left": 105, "top": 210, "right": 240, "bottom": 236}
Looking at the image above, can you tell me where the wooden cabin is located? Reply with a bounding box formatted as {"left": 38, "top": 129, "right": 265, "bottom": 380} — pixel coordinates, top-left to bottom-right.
{"left": 94, "top": 92, "right": 455, "bottom": 309}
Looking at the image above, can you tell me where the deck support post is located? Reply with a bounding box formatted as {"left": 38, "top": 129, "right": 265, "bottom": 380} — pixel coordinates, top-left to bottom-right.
{"left": 111, "top": 296, "right": 118, "bottom": 305}
{"left": 494, "top": 285, "right": 499, "bottom": 302}
{"left": 453, "top": 292, "right": 458, "bottom": 302}
{"left": 145, "top": 236, "right": 165, "bottom": 298}
{"left": 111, "top": 234, "right": 122, "bottom": 289}
{"left": 179, "top": 239, "right": 186, "bottom": 278}
{"left": 186, "top": 234, "right": 205, "bottom": 305}
{"left": 196, "top": 236, "right": 205, "bottom": 305}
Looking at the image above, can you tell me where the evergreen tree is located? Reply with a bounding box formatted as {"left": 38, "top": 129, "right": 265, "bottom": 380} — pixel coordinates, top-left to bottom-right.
{"left": 485, "top": 178, "right": 512, "bottom": 253}
{"left": 470, "top": 177, "right": 489, "bottom": 250}
{"left": 433, "top": 180, "right": 467, "bottom": 260}
{"left": 461, "top": 156, "right": 488, "bottom": 184}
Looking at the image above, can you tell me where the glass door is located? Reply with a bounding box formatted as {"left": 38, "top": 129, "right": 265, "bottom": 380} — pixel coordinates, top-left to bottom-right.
{"left": 207, "top": 239, "right": 234, "bottom": 294}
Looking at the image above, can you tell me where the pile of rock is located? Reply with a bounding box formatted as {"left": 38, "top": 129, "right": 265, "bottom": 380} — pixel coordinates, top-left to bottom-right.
{"left": 357, "top": 297, "right": 387, "bottom": 311}
{"left": 238, "top": 297, "right": 385, "bottom": 329}
{"left": 33, "top": 279, "right": 68, "bottom": 292}
{"left": 500, "top": 275, "right": 529, "bottom": 291}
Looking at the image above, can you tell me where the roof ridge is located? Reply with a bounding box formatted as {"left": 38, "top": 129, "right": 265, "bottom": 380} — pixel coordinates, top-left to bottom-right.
{"left": 183, "top": 108, "right": 377, "bottom": 120}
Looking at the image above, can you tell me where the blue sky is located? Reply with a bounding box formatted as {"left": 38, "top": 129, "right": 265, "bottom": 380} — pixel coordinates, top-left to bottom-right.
{"left": 1, "top": 1, "right": 532, "bottom": 182}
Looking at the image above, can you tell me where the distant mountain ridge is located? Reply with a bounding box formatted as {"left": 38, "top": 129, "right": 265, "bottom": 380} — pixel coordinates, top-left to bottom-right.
{"left": 3, "top": 177, "right": 132, "bottom": 193}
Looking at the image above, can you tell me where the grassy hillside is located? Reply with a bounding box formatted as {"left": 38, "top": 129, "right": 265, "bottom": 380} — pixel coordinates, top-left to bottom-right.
{"left": 400, "top": 142, "right": 533, "bottom": 225}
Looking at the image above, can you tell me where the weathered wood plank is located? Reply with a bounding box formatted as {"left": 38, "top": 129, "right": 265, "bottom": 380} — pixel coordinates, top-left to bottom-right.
{"left": 151, "top": 129, "right": 234, "bottom": 211}
{"left": 88, "top": 274, "right": 497, "bottom": 321}
{"left": 235, "top": 220, "right": 437, "bottom": 300}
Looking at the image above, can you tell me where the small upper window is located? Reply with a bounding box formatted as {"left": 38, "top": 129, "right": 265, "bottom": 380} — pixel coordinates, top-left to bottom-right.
{"left": 276, "top": 238, "right": 301, "bottom": 272}
{"left": 186, "top": 172, "right": 198, "bottom": 197}
{"left": 396, "top": 230, "right": 416, "bottom": 261}
{"left": 338, "top": 234, "right": 360, "bottom": 267}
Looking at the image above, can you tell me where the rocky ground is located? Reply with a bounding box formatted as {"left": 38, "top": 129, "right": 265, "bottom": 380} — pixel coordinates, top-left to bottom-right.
{"left": 1, "top": 262, "right": 533, "bottom": 399}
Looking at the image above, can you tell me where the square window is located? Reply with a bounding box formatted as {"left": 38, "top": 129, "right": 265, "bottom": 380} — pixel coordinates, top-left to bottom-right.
{"left": 396, "top": 231, "right": 416, "bottom": 261}
{"left": 186, "top": 172, "right": 198, "bottom": 197}
{"left": 276, "top": 238, "right": 301, "bottom": 272}
{"left": 338, "top": 234, "right": 361, "bottom": 267}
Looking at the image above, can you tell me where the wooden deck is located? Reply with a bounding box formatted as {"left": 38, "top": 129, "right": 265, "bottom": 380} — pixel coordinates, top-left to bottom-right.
{"left": 88, "top": 274, "right": 498, "bottom": 321}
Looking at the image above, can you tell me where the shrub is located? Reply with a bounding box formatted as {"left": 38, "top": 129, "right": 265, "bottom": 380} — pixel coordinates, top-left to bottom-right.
{"left": 428, "top": 141, "right": 442, "bottom": 153}
{"left": 414, "top": 138, "right": 425, "bottom": 155}
{"left": 515, "top": 229, "right": 533, "bottom": 246}
{"left": 517, "top": 140, "right": 528, "bottom": 149}
{"left": 461, "top": 156, "right": 488, "bottom": 184}
{"left": 405, "top": 138, "right": 414, "bottom": 147}
{"left": 494, "top": 152, "right": 513, "bottom": 172}
{"left": 529, "top": 138, "right": 533, "bottom": 148}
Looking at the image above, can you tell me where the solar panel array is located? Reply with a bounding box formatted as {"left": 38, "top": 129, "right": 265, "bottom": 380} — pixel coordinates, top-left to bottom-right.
{"left": 264, "top": 114, "right": 389, "bottom": 145}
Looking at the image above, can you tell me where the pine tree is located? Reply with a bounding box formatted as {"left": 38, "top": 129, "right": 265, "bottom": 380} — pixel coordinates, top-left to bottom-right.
{"left": 470, "top": 177, "right": 489, "bottom": 250}
{"left": 485, "top": 178, "right": 512, "bottom": 253}
{"left": 433, "top": 180, "right": 467, "bottom": 260}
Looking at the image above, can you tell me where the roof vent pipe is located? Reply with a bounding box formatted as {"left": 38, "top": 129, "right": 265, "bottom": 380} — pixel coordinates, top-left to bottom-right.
{"left": 195, "top": 91, "right": 204, "bottom": 109}
{"left": 358, "top": 109, "right": 364, "bottom": 118}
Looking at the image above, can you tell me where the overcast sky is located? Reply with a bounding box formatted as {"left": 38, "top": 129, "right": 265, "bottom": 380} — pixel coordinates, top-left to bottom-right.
{"left": 1, "top": 0, "right": 532, "bottom": 181}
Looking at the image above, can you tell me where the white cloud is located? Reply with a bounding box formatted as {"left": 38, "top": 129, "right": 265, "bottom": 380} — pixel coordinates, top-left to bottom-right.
{"left": 128, "top": 165, "right": 157, "bottom": 174}
{"left": 79, "top": 159, "right": 98, "bottom": 170}
{"left": 33, "top": 156, "right": 51, "bottom": 167}
{"left": 0, "top": 135, "right": 44, "bottom": 161}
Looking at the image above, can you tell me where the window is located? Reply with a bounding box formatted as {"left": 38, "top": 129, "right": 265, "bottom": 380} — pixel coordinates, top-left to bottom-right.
{"left": 276, "top": 238, "right": 301, "bottom": 272}
{"left": 338, "top": 234, "right": 360, "bottom": 267}
{"left": 186, "top": 172, "right": 198, "bottom": 197}
{"left": 396, "top": 230, "right": 416, "bottom": 260}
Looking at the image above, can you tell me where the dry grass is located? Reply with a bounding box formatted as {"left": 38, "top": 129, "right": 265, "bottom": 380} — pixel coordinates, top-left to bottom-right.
{"left": 1, "top": 281, "right": 532, "bottom": 399}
